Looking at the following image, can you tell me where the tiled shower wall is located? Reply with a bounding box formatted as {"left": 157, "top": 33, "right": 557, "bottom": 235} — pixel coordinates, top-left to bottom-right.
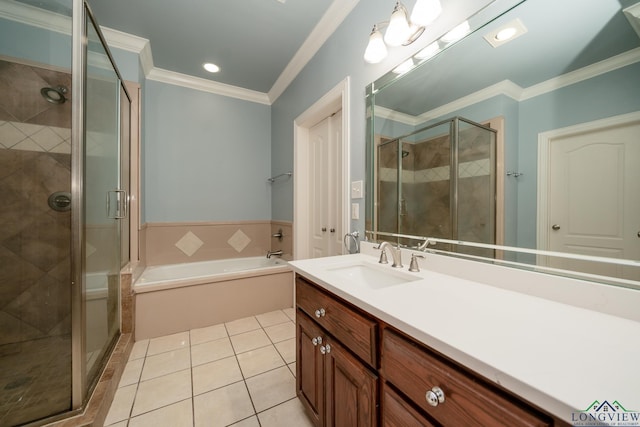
{"left": 140, "top": 221, "right": 293, "bottom": 267}
{"left": 0, "top": 59, "right": 72, "bottom": 348}
{"left": 0, "top": 59, "right": 73, "bottom": 424}
{"left": 377, "top": 124, "right": 494, "bottom": 243}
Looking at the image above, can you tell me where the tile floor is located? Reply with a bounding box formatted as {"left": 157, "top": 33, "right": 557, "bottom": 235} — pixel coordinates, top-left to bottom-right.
{"left": 104, "top": 308, "right": 313, "bottom": 427}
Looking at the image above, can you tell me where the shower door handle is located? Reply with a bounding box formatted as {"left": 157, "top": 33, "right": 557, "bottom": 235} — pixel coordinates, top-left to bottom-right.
{"left": 106, "top": 190, "right": 128, "bottom": 219}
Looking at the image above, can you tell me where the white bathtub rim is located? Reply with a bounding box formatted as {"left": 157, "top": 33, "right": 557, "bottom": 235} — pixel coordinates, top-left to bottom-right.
{"left": 134, "top": 263, "right": 292, "bottom": 294}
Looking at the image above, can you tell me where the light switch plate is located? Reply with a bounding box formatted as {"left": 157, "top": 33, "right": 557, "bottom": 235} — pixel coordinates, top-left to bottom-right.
{"left": 351, "top": 203, "right": 359, "bottom": 220}
{"left": 351, "top": 180, "right": 363, "bottom": 199}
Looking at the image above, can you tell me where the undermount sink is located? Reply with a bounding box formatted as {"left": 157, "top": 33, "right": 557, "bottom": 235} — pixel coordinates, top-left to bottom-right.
{"left": 327, "top": 262, "right": 421, "bottom": 290}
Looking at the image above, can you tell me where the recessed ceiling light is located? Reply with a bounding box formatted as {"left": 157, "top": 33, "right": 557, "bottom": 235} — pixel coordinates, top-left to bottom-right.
{"left": 203, "top": 62, "right": 220, "bottom": 73}
{"left": 495, "top": 27, "right": 517, "bottom": 41}
{"left": 483, "top": 18, "right": 528, "bottom": 48}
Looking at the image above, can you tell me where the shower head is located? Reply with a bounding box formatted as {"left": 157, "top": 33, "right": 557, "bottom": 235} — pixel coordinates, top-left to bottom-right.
{"left": 41, "top": 86, "right": 68, "bottom": 104}
{"left": 402, "top": 150, "right": 410, "bottom": 158}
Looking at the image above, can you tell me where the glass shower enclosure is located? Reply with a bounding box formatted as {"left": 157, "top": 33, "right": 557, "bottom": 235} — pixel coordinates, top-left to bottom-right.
{"left": 371, "top": 116, "right": 497, "bottom": 255}
{"left": 0, "top": 0, "right": 130, "bottom": 425}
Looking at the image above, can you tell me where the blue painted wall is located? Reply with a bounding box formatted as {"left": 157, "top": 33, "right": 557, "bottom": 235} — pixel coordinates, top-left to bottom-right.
{"left": 142, "top": 80, "right": 271, "bottom": 222}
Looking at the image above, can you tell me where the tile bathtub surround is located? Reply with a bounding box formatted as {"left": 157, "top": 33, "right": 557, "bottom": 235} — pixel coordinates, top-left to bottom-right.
{"left": 141, "top": 221, "right": 293, "bottom": 266}
{"left": 105, "top": 308, "right": 312, "bottom": 427}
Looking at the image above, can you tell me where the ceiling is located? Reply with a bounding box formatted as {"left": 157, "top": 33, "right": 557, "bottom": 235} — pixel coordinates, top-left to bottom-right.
{"left": 85, "top": 0, "right": 335, "bottom": 94}
{"left": 374, "top": 0, "right": 640, "bottom": 119}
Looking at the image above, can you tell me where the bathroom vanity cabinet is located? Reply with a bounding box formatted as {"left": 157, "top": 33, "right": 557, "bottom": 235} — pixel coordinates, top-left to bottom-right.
{"left": 296, "top": 275, "right": 377, "bottom": 427}
{"left": 295, "top": 273, "right": 566, "bottom": 427}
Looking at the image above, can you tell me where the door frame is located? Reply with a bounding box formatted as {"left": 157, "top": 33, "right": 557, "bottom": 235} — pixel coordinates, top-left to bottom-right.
{"left": 293, "top": 77, "right": 350, "bottom": 259}
{"left": 536, "top": 111, "right": 640, "bottom": 255}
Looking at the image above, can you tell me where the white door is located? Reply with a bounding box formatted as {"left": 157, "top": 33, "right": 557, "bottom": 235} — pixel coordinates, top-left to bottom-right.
{"left": 546, "top": 117, "right": 640, "bottom": 279}
{"left": 308, "top": 111, "right": 343, "bottom": 258}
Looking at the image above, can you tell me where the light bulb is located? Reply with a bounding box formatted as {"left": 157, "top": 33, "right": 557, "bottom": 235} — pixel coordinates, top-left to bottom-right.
{"left": 495, "top": 27, "right": 517, "bottom": 41}
{"left": 441, "top": 21, "right": 470, "bottom": 43}
{"left": 364, "top": 26, "right": 388, "bottom": 64}
{"left": 410, "top": 0, "right": 442, "bottom": 27}
{"left": 203, "top": 62, "right": 220, "bottom": 73}
{"left": 384, "top": 3, "right": 411, "bottom": 46}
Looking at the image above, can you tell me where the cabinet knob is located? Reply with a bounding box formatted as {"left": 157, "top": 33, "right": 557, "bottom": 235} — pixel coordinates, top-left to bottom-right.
{"left": 312, "top": 336, "right": 323, "bottom": 346}
{"left": 425, "top": 386, "right": 445, "bottom": 407}
{"left": 320, "top": 344, "right": 331, "bottom": 355}
{"left": 322, "top": 227, "right": 327, "bottom": 232}
{"left": 330, "top": 228, "right": 335, "bottom": 233}
{"left": 314, "top": 308, "right": 326, "bottom": 318}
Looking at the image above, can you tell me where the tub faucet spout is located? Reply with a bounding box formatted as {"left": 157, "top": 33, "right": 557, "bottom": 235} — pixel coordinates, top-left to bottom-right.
{"left": 267, "top": 249, "right": 283, "bottom": 259}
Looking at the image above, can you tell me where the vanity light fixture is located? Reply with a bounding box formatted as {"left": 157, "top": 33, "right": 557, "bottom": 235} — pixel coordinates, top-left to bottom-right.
{"left": 364, "top": 0, "right": 441, "bottom": 64}
{"left": 483, "top": 18, "right": 528, "bottom": 48}
{"left": 203, "top": 62, "right": 220, "bottom": 73}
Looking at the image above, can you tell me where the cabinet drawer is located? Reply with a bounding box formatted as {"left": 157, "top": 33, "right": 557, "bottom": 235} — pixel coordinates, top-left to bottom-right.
{"left": 382, "top": 329, "right": 550, "bottom": 427}
{"left": 296, "top": 275, "right": 377, "bottom": 367}
{"left": 382, "top": 382, "right": 436, "bottom": 427}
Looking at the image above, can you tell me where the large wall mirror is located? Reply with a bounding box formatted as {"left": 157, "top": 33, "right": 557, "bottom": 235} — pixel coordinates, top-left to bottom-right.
{"left": 365, "top": 0, "right": 640, "bottom": 286}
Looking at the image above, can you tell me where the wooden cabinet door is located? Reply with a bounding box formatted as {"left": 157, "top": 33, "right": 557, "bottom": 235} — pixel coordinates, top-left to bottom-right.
{"left": 382, "top": 382, "right": 437, "bottom": 427}
{"left": 324, "top": 338, "right": 378, "bottom": 427}
{"left": 297, "top": 311, "right": 325, "bottom": 427}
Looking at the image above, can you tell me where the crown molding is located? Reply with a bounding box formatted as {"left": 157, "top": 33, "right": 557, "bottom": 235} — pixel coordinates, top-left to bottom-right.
{"left": 147, "top": 68, "right": 271, "bottom": 105}
{"left": 376, "top": 48, "right": 640, "bottom": 126}
{"left": 374, "top": 106, "right": 421, "bottom": 126}
{"left": 101, "top": 26, "right": 154, "bottom": 76}
{"left": 520, "top": 47, "right": 640, "bottom": 101}
{"left": 2, "top": 0, "right": 359, "bottom": 106}
{"left": 0, "top": 0, "right": 71, "bottom": 34}
{"left": 268, "top": 0, "right": 360, "bottom": 103}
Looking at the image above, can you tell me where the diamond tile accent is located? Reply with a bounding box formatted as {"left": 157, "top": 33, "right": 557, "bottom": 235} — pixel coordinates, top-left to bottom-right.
{"left": 175, "top": 231, "right": 204, "bottom": 257}
{"left": 227, "top": 229, "right": 251, "bottom": 253}
{"left": 31, "top": 127, "right": 64, "bottom": 151}
{"left": 0, "top": 122, "right": 28, "bottom": 148}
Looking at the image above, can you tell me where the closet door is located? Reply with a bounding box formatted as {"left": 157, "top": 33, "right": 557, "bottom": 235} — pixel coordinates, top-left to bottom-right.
{"left": 308, "top": 111, "right": 343, "bottom": 258}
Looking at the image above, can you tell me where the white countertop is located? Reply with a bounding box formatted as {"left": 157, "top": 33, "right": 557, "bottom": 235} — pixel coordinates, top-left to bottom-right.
{"left": 289, "top": 250, "right": 640, "bottom": 424}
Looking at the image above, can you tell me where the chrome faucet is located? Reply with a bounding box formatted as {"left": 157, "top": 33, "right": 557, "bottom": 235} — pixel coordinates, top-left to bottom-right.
{"left": 376, "top": 241, "right": 403, "bottom": 268}
{"left": 266, "top": 249, "right": 283, "bottom": 259}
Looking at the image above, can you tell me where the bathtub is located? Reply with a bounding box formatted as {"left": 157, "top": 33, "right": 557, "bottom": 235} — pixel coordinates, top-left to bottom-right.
{"left": 133, "top": 256, "right": 293, "bottom": 339}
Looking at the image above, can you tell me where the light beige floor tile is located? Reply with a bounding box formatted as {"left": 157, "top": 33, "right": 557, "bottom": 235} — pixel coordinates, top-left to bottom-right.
{"left": 105, "top": 422, "right": 127, "bottom": 427}
{"left": 128, "top": 399, "right": 193, "bottom": 427}
{"left": 256, "top": 310, "right": 289, "bottom": 328}
{"left": 193, "top": 356, "right": 243, "bottom": 395}
{"left": 191, "top": 336, "right": 234, "bottom": 366}
{"left": 140, "top": 347, "right": 190, "bottom": 381}
{"left": 230, "top": 329, "right": 271, "bottom": 354}
{"left": 258, "top": 397, "right": 314, "bottom": 427}
{"left": 129, "top": 339, "right": 149, "bottom": 360}
{"left": 131, "top": 369, "right": 192, "bottom": 417}
{"left": 104, "top": 384, "right": 137, "bottom": 426}
{"left": 264, "top": 322, "right": 295, "bottom": 343}
{"left": 236, "top": 345, "right": 285, "bottom": 378}
{"left": 147, "top": 331, "right": 190, "bottom": 356}
{"left": 194, "top": 381, "right": 255, "bottom": 427}
{"left": 245, "top": 366, "right": 296, "bottom": 412}
{"left": 190, "top": 323, "right": 227, "bottom": 345}
{"left": 230, "top": 415, "right": 260, "bottom": 426}
{"left": 119, "top": 357, "right": 144, "bottom": 387}
{"left": 225, "top": 316, "right": 261, "bottom": 336}
{"left": 274, "top": 338, "right": 295, "bottom": 364}
{"left": 282, "top": 307, "right": 295, "bottom": 321}
{"left": 288, "top": 362, "right": 296, "bottom": 378}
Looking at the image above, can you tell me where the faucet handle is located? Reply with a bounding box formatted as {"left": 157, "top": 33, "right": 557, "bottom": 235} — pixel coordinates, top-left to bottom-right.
{"left": 378, "top": 250, "right": 388, "bottom": 264}
{"left": 409, "top": 254, "right": 425, "bottom": 272}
